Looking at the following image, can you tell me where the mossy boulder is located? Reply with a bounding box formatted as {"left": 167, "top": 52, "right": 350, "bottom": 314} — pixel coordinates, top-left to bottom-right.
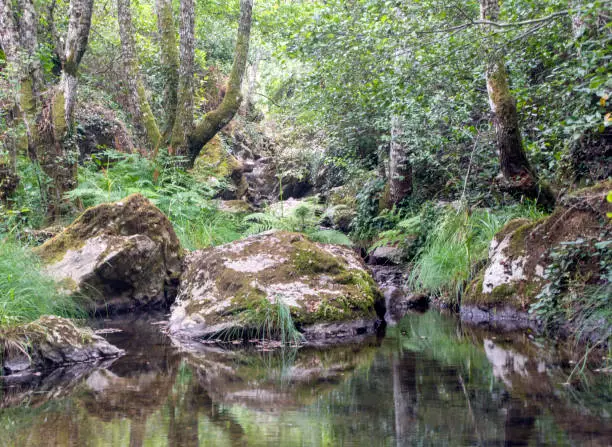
{"left": 34, "top": 194, "right": 182, "bottom": 313}
{"left": 169, "top": 231, "right": 384, "bottom": 342}
{"left": 462, "top": 181, "right": 611, "bottom": 325}
{"left": 1, "top": 316, "right": 123, "bottom": 375}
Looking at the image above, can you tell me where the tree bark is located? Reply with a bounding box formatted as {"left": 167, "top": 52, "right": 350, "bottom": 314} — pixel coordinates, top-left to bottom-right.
{"left": 170, "top": 0, "right": 195, "bottom": 154}
{"left": 43, "top": 0, "right": 95, "bottom": 216}
{"left": 480, "top": 0, "right": 554, "bottom": 208}
{"left": 155, "top": 0, "right": 180, "bottom": 139}
{"left": 0, "top": 0, "right": 40, "bottom": 159}
{"left": 388, "top": 116, "right": 412, "bottom": 205}
{"left": 186, "top": 0, "right": 253, "bottom": 166}
{"left": 117, "top": 0, "right": 161, "bottom": 150}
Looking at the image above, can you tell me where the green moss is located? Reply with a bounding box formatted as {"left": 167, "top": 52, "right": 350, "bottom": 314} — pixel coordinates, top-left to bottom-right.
{"left": 52, "top": 89, "right": 67, "bottom": 138}
{"left": 136, "top": 80, "right": 161, "bottom": 148}
{"left": 292, "top": 241, "right": 344, "bottom": 275}
{"left": 34, "top": 193, "right": 182, "bottom": 265}
{"left": 494, "top": 218, "right": 531, "bottom": 243}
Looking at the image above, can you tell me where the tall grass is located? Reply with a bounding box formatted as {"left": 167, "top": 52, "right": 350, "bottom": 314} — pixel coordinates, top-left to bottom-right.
{"left": 409, "top": 202, "right": 546, "bottom": 302}
{"left": 217, "top": 297, "right": 304, "bottom": 345}
{"left": 0, "top": 242, "right": 82, "bottom": 327}
{"left": 243, "top": 297, "right": 304, "bottom": 345}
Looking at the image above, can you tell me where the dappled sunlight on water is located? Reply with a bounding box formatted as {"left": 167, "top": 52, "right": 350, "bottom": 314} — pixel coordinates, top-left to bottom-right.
{"left": 1, "top": 311, "right": 610, "bottom": 446}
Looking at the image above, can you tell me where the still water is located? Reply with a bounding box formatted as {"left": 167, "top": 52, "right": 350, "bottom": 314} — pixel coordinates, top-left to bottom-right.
{"left": 1, "top": 311, "right": 610, "bottom": 446}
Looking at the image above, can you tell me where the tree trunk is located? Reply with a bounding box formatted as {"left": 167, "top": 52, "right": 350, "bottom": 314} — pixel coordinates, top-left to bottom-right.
{"left": 388, "top": 116, "right": 412, "bottom": 205}
{"left": 170, "top": 0, "right": 195, "bottom": 154}
{"left": 43, "top": 0, "right": 95, "bottom": 217}
{"left": 187, "top": 0, "right": 253, "bottom": 166}
{"left": 0, "top": 0, "right": 40, "bottom": 159}
{"left": 117, "top": 0, "right": 161, "bottom": 150}
{"left": 240, "top": 48, "right": 260, "bottom": 117}
{"left": 480, "top": 0, "right": 555, "bottom": 208}
{"left": 155, "top": 0, "right": 180, "bottom": 139}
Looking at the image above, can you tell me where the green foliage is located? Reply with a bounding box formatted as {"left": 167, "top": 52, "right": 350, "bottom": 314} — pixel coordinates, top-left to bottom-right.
{"left": 350, "top": 177, "right": 387, "bottom": 242}
{"left": 244, "top": 201, "right": 352, "bottom": 247}
{"left": 0, "top": 159, "right": 51, "bottom": 237}
{"left": 530, "top": 238, "right": 611, "bottom": 344}
{"left": 66, "top": 150, "right": 243, "bottom": 250}
{"left": 0, "top": 241, "right": 83, "bottom": 328}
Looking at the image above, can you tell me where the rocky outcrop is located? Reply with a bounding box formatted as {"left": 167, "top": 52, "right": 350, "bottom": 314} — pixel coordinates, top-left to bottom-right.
{"left": 34, "top": 194, "right": 182, "bottom": 313}
{"left": 462, "top": 181, "right": 611, "bottom": 332}
{"left": 1, "top": 316, "right": 123, "bottom": 376}
{"left": 169, "top": 231, "right": 384, "bottom": 342}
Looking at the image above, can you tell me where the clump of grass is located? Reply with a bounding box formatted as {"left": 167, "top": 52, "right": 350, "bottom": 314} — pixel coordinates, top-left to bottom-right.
{"left": 243, "top": 296, "right": 304, "bottom": 345}
{"left": 408, "top": 202, "right": 547, "bottom": 303}
{"left": 216, "top": 296, "right": 304, "bottom": 345}
{"left": 0, "top": 241, "right": 83, "bottom": 328}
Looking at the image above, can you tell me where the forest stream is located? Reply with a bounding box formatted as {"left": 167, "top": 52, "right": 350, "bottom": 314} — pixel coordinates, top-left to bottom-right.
{"left": 1, "top": 304, "right": 610, "bottom": 446}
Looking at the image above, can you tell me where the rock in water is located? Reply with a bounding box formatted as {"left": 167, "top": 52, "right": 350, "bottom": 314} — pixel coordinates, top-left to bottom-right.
{"left": 169, "top": 231, "right": 384, "bottom": 342}
{"left": 462, "top": 181, "right": 611, "bottom": 335}
{"left": 35, "top": 194, "right": 182, "bottom": 313}
{"left": 1, "top": 316, "right": 123, "bottom": 375}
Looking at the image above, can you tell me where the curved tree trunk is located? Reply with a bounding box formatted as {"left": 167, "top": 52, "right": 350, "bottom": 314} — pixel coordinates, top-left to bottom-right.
{"left": 389, "top": 116, "right": 412, "bottom": 205}
{"left": 155, "top": 0, "right": 180, "bottom": 139}
{"left": 186, "top": 0, "right": 253, "bottom": 166}
{"left": 117, "top": 0, "right": 161, "bottom": 150}
{"left": 170, "top": 0, "right": 195, "bottom": 154}
{"left": 480, "top": 0, "right": 555, "bottom": 208}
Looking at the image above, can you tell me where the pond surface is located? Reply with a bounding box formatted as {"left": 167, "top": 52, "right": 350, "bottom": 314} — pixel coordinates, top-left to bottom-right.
{"left": 1, "top": 311, "right": 610, "bottom": 446}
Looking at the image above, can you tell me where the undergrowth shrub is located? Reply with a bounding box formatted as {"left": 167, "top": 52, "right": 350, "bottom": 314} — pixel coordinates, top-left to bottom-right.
{"left": 530, "top": 238, "right": 611, "bottom": 345}
{"left": 244, "top": 201, "right": 352, "bottom": 246}
{"left": 66, "top": 149, "right": 243, "bottom": 250}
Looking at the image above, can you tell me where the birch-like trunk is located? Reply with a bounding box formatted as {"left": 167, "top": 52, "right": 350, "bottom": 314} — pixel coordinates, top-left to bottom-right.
{"left": 0, "top": 0, "right": 41, "bottom": 158}
{"left": 117, "top": 0, "right": 161, "bottom": 150}
{"left": 187, "top": 0, "right": 253, "bottom": 166}
{"left": 389, "top": 116, "right": 412, "bottom": 205}
{"left": 155, "top": 0, "right": 180, "bottom": 138}
{"left": 170, "top": 0, "right": 195, "bottom": 153}
{"left": 480, "top": 0, "right": 554, "bottom": 207}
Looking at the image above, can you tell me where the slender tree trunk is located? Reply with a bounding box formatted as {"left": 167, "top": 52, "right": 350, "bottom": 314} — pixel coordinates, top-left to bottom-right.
{"left": 187, "top": 0, "right": 253, "bottom": 166}
{"left": 240, "top": 48, "right": 260, "bottom": 117}
{"left": 155, "top": 0, "right": 180, "bottom": 139}
{"left": 117, "top": 0, "right": 161, "bottom": 150}
{"left": 480, "top": 0, "right": 554, "bottom": 207}
{"left": 389, "top": 116, "right": 412, "bottom": 205}
{"left": 170, "top": 0, "right": 195, "bottom": 154}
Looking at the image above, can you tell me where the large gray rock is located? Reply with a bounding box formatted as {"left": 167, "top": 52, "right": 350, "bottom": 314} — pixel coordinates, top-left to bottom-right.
{"left": 34, "top": 194, "right": 182, "bottom": 313}
{"left": 169, "top": 231, "right": 384, "bottom": 342}
{"left": 1, "top": 316, "right": 123, "bottom": 375}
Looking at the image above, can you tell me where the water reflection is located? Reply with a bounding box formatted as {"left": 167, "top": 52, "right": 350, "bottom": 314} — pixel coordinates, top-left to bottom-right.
{"left": 0, "top": 312, "right": 610, "bottom": 446}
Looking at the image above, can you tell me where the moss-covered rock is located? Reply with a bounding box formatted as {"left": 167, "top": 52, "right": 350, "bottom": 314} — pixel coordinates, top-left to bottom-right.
{"left": 462, "top": 180, "right": 612, "bottom": 327}
{"left": 1, "top": 316, "right": 123, "bottom": 375}
{"left": 169, "top": 230, "right": 384, "bottom": 342}
{"left": 34, "top": 194, "right": 182, "bottom": 313}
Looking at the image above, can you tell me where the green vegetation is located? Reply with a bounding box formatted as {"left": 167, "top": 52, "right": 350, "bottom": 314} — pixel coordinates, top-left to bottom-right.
{"left": 65, "top": 150, "right": 244, "bottom": 250}
{"left": 0, "top": 242, "right": 82, "bottom": 328}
